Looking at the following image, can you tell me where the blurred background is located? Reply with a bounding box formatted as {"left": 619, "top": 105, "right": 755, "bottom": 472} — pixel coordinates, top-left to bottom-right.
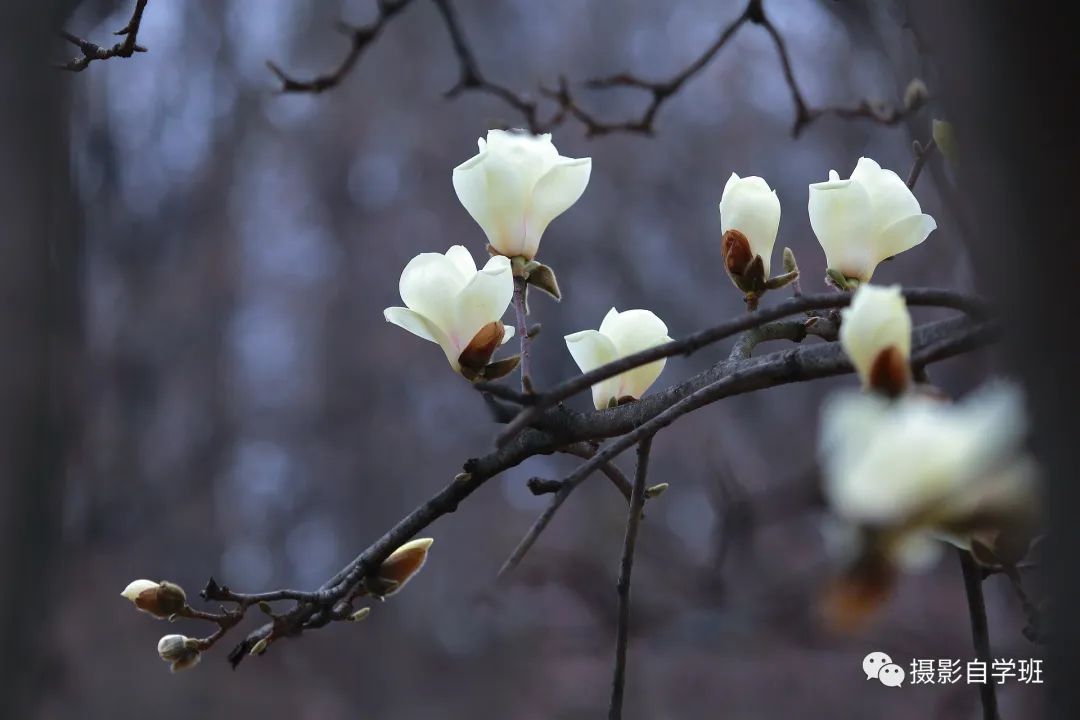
{"left": 0, "top": 1, "right": 1051, "bottom": 718}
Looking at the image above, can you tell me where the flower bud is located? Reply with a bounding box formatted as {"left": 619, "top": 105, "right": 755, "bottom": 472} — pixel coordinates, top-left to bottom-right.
{"left": 371, "top": 538, "right": 435, "bottom": 597}
{"left": 719, "top": 173, "right": 781, "bottom": 294}
{"left": 932, "top": 119, "right": 957, "bottom": 166}
{"left": 903, "top": 78, "right": 929, "bottom": 110}
{"left": 157, "top": 634, "right": 201, "bottom": 672}
{"left": 839, "top": 284, "right": 912, "bottom": 396}
{"left": 121, "top": 579, "right": 187, "bottom": 619}
{"left": 349, "top": 607, "right": 372, "bottom": 622}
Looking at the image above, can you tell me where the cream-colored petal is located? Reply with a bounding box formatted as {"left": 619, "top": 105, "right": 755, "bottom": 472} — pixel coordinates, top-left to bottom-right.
{"left": 565, "top": 329, "right": 620, "bottom": 410}
{"left": 808, "top": 177, "right": 876, "bottom": 280}
{"left": 444, "top": 244, "right": 478, "bottom": 281}
{"left": 851, "top": 157, "right": 922, "bottom": 229}
{"left": 452, "top": 151, "right": 499, "bottom": 245}
{"left": 599, "top": 308, "right": 671, "bottom": 401}
{"left": 501, "top": 324, "right": 516, "bottom": 345}
{"left": 384, "top": 306, "right": 440, "bottom": 344}
{"left": 452, "top": 255, "right": 514, "bottom": 353}
{"left": 522, "top": 157, "right": 592, "bottom": 259}
{"left": 874, "top": 214, "right": 936, "bottom": 265}
{"left": 398, "top": 252, "right": 468, "bottom": 333}
{"left": 121, "top": 579, "right": 159, "bottom": 601}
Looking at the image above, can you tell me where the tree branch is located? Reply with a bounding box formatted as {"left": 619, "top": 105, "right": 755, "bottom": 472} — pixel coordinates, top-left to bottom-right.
{"left": 169, "top": 292, "right": 989, "bottom": 668}
{"left": 266, "top": 0, "right": 417, "bottom": 93}
{"left": 609, "top": 435, "right": 653, "bottom": 720}
{"left": 497, "top": 288, "right": 985, "bottom": 446}
{"left": 264, "top": 0, "right": 925, "bottom": 139}
{"left": 959, "top": 549, "right": 999, "bottom": 720}
{"left": 57, "top": 0, "right": 149, "bottom": 72}
{"left": 512, "top": 276, "right": 534, "bottom": 393}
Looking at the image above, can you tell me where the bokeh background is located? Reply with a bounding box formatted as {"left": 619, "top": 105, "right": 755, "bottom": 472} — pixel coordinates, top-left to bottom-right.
{"left": 1, "top": 1, "right": 1049, "bottom": 718}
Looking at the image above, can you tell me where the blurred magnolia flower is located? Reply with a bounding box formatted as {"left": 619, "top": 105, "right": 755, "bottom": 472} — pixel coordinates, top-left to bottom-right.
{"left": 565, "top": 308, "right": 672, "bottom": 410}
{"left": 121, "top": 579, "right": 187, "bottom": 619}
{"left": 819, "top": 383, "right": 1037, "bottom": 625}
{"left": 452, "top": 130, "right": 591, "bottom": 260}
{"left": 809, "top": 157, "right": 936, "bottom": 284}
{"left": 839, "top": 284, "right": 912, "bottom": 396}
{"left": 157, "top": 634, "right": 201, "bottom": 672}
{"left": 384, "top": 246, "right": 517, "bottom": 380}
{"left": 366, "top": 537, "right": 434, "bottom": 598}
{"left": 719, "top": 172, "right": 781, "bottom": 285}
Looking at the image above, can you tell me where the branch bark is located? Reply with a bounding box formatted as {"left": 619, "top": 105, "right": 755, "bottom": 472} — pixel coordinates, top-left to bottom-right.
{"left": 609, "top": 435, "right": 653, "bottom": 720}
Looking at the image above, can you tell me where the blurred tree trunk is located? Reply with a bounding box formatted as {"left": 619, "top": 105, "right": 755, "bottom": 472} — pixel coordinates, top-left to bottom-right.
{"left": 911, "top": 2, "right": 1078, "bottom": 717}
{"left": 0, "top": 3, "right": 80, "bottom": 716}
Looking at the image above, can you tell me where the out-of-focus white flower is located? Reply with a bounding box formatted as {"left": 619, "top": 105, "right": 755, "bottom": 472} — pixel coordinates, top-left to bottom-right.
{"left": 452, "top": 130, "right": 591, "bottom": 260}
{"left": 384, "top": 246, "right": 515, "bottom": 377}
{"left": 820, "top": 383, "right": 1035, "bottom": 568}
{"left": 719, "top": 172, "right": 781, "bottom": 280}
{"left": 839, "top": 284, "right": 912, "bottom": 395}
{"left": 565, "top": 308, "right": 672, "bottom": 410}
{"left": 809, "top": 157, "right": 936, "bottom": 283}
{"left": 157, "top": 634, "right": 201, "bottom": 672}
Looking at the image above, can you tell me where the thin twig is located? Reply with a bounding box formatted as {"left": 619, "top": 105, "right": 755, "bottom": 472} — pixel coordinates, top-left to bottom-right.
{"left": 609, "top": 435, "right": 653, "bottom": 720}
{"left": 57, "top": 0, "right": 150, "bottom": 72}
{"left": 907, "top": 137, "right": 937, "bottom": 189}
{"left": 266, "top": 0, "right": 417, "bottom": 93}
{"left": 512, "top": 276, "right": 534, "bottom": 393}
{"left": 959, "top": 550, "right": 999, "bottom": 720}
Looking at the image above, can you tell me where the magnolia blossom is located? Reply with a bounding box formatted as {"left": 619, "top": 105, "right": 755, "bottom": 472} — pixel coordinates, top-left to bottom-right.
{"left": 820, "top": 383, "right": 1035, "bottom": 569}
{"left": 719, "top": 172, "right": 781, "bottom": 280}
{"left": 565, "top": 308, "right": 672, "bottom": 410}
{"left": 157, "top": 634, "right": 201, "bottom": 672}
{"left": 452, "top": 130, "right": 591, "bottom": 259}
{"left": 809, "top": 157, "right": 936, "bottom": 283}
{"left": 384, "top": 246, "right": 515, "bottom": 375}
{"left": 839, "top": 284, "right": 912, "bottom": 395}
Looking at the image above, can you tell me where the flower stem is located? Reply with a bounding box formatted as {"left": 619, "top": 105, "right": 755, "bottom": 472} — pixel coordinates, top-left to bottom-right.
{"left": 959, "top": 549, "right": 999, "bottom": 720}
{"left": 512, "top": 275, "right": 533, "bottom": 393}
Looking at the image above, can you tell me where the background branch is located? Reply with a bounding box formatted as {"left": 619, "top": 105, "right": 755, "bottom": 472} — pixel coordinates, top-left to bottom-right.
{"left": 57, "top": 0, "right": 149, "bottom": 72}
{"left": 959, "top": 549, "right": 999, "bottom": 720}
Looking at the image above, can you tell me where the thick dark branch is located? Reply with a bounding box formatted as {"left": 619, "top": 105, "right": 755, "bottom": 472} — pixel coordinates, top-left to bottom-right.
{"left": 959, "top": 550, "right": 999, "bottom": 720}
{"left": 496, "top": 315, "right": 993, "bottom": 576}
{"left": 221, "top": 298, "right": 990, "bottom": 665}
{"left": 609, "top": 436, "right": 654, "bottom": 720}
{"left": 267, "top": 0, "right": 417, "bottom": 93}
{"left": 57, "top": 0, "right": 149, "bottom": 72}
{"left": 497, "top": 288, "right": 985, "bottom": 446}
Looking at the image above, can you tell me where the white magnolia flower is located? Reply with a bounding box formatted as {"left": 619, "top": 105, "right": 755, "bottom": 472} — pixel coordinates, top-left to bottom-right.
{"left": 839, "top": 284, "right": 912, "bottom": 393}
{"left": 719, "top": 172, "right": 781, "bottom": 278}
{"left": 809, "top": 157, "right": 936, "bottom": 283}
{"left": 384, "top": 246, "right": 515, "bottom": 374}
{"left": 820, "top": 383, "right": 1034, "bottom": 567}
{"left": 452, "top": 130, "right": 591, "bottom": 260}
{"left": 565, "top": 308, "right": 672, "bottom": 410}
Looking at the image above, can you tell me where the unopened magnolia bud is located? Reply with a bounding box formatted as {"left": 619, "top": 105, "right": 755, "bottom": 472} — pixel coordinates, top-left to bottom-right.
{"left": 157, "top": 634, "right": 201, "bottom": 672}
{"left": 932, "top": 119, "right": 957, "bottom": 165}
{"left": 372, "top": 538, "right": 434, "bottom": 597}
{"left": 121, "top": 579, "right": 187, "bottom": 619}
{"left": 349, "top": 607, "right": 372, "bottom": 622}
{"left": 904, "top": 78, "right": 929, "bottom": 110}
{"left": 645, "top": 483, "right": 669, "bottom": 498}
